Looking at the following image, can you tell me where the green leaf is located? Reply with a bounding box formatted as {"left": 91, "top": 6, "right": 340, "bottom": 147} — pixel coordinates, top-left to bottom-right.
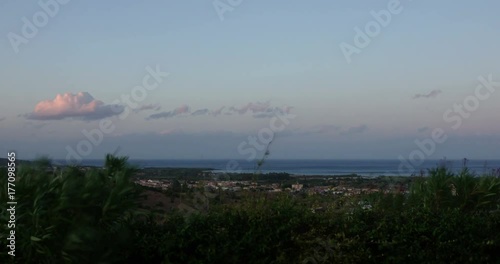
{"left": 31, "top": 236, "right": 42, "bottom": 242}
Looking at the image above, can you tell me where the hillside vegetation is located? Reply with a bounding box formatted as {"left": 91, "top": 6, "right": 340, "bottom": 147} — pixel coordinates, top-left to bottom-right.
{"left": 1, "top": 155, "right": 499, "bottom": 263}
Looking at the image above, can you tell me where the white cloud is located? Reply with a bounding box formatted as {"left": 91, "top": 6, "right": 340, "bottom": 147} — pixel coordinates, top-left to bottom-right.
{"left": 25, "top": 92, "right": 124, "bottom": 120}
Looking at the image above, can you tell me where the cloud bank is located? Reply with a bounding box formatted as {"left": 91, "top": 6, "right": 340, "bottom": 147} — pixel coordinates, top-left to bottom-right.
{"left": 147, "top": 102, "right": 293, "bottom": 120}
{"left": 133, "top": 104, "right": 161, "bottom": 113}
{"left": 191, "top": 109, "right": 210, "bottom": 116}
{"left": 147, "top": 105, "right": 190, "bottom": 120}
{"left": 413, "top": 89, "right": 442, "bottom": 99}
{"left": 26, "top": 92, "right": 124, "bottom": 120}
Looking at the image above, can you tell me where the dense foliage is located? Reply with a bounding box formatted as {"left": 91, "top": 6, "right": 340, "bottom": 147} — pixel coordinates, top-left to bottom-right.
{"left": 1, "top": 156, "right": 499, "bottom": 263}
{"left": 0, "top": 155, "right": 142, "bottom": 263}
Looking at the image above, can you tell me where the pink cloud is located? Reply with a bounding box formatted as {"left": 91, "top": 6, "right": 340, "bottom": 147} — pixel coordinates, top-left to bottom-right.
{"left": 26, "top": 92, "right": 124, "bottom": 120}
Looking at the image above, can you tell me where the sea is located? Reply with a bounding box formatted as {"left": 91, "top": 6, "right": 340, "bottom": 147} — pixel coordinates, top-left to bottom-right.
{"left": 53, "top": 159, "right": 500, "bottom": 177}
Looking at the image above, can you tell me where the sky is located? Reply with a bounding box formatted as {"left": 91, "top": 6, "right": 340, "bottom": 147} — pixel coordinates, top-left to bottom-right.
{"left": 0, "top": 0, "right": 499, "bottom": 162}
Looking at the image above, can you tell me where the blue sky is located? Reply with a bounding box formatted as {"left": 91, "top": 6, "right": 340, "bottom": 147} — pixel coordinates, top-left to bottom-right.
{"left": 1, "top": 0, "right": 499, "bottom": 161}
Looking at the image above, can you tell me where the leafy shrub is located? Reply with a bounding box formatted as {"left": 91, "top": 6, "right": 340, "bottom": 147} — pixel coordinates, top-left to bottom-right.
{"left": 0, "top": 155, "right": 141, "bottom": 263}
{"left": 1, "top": 159, "right": 499, "bottom": 263}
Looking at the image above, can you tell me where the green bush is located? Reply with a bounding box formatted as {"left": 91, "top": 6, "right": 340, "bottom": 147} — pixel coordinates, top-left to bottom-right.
{"left": 1, "top": 158, "right": 499, "bottom": 263}
{"left": 0, "top": 155, "right": 142, "bottom": 263}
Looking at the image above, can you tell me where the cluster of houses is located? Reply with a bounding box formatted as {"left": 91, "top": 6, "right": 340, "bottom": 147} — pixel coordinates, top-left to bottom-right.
{"left": 135, "top": 179, "right": 171, "bottom": 190}
{"left": 134, "top": 178, "right": 406, "bottom": 196}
